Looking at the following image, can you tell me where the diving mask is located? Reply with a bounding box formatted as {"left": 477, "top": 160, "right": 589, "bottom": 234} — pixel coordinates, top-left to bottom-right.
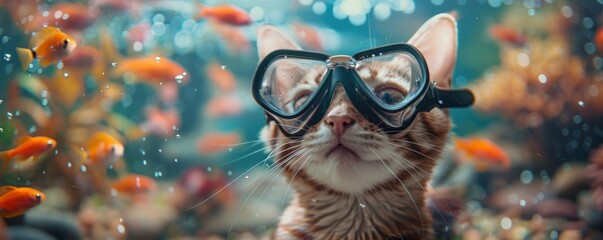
{"left": 252, "top": 43, "right": 474, "bottom": 137}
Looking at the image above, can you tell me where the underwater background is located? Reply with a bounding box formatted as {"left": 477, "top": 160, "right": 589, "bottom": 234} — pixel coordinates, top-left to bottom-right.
{"left": 0, "top": 0, "right": 603, "bottom": 239}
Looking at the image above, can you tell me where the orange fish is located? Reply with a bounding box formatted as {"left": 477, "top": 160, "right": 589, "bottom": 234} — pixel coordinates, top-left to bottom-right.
{"left": 140, "top": 106, "right": 180, "bottom": 137}
{"left": 197, "top": 132, "right": 241, "bottom": 155}
{"left": 595, "top": 27, "right": 603, "bottom": 54}
{"left": 488, "top": 25, "right": 527, "bottom": 47}
{"left": 111, "top": 174, "right": 157, "bottom": 194}
{"left": 210, "top": 21, "right": 250, "bottom": 54}
{"left": 44, "top": 3, "right": 97, "bottom": 31}
{"left": 454, "top": 137, "right": 510, "bottom": 172}
{"left": 0, "top": 136, "right": 56, "bottom": 172}
{"left": 205, "top": 95, "right": 243, "bottom": 118}
{"left": 113, "top": 56, "right": 189, "bottom": 85}
{"left": 62, "top": 45, "right": 101, "bottom": 69}
{"left": 0, "top": 186, "right": 46, "bottom": 218}
{"left": 197, "top": 4, "right": 252, "bottom": 26}
{"left": 292, "top": 23, "right": 323, "bottom": 51}
{"left": 85, "top": 132, "right": 124, "bottom": 166}
{"left": 16, "top": 26, "right": 77, "bottom": 70}
{"left": 206, "top": 63, "right": 237, "bottom": 92}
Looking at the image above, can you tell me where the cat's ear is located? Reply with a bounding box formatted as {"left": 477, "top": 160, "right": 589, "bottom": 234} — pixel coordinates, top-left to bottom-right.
{"left": 257, "top": 25, "right": 302, "bottom": 60}
{"left": 407, "top": 13, "right": 457, "bottom": 88}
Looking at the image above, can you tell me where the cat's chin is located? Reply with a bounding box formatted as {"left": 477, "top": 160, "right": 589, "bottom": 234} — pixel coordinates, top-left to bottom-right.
{"left": 325, "top": 144, "right": 360, "bottom": 159}
{"left": 302, "top": 154, "right": 403, "bottom": 194}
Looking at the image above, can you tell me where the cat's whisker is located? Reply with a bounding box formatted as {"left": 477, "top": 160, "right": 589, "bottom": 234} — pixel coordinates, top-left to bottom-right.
{"left": 384, "top": 128, "right": 444, "bottom": 143}
{"left": 216, "top": 143, "right": 274, "bottom": 166}
{"left": 280, "top": 149, "right": 315, "bottom": 210}
{"left": 225, "top": 148, "right": 307, "bottom": 239}
{"left": 380, "top": 151, "right": 457, "bottom": 229}
{"left": 186, "top": 152, "right": 275, "bottom": 211}
{"left": 256, "top": 147, "right": 311, "bottom": 206}
{"left": 369, "top": 149, "right": 425, "bottom": 239}
{"left": 381, "top": 141, "right": 442, "bottom": 161}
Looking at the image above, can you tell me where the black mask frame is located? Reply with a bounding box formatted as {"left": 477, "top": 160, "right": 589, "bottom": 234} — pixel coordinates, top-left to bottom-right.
{"left": 252, "top": 43, "right": 475, "bottom": 137}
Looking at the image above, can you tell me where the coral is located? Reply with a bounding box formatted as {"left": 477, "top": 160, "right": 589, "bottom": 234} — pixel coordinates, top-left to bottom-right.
{"left": 470, "top": 4, "right": 603, "bottom": 129}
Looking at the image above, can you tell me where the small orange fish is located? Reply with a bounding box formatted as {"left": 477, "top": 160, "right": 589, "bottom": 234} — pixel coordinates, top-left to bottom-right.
{"left": 292, "top": 23, "right": 323, "bottom": 51}
{"left": 197, "top": 4, "right": 252, "bottom": 26}
{"left": 113, "top": 56, "right": 188, "bottom": 85}
{"left": 85, "top": 132, "right": 124, "bottom": 166}
{"left": 206, "top": 63, "right": 237, "bottom": 92}
{"left": 62, "top": 45, "right": 101, "bottom": 69}
{"left": 0, "top": 136, "right": 56, "bottom": 172}
{"left": 454, "top": 137, "right": 510, "bottom": 172}
{"left": 488, "top": 25, "right": 527, "bottom": 47}
{"left": 111, "top": 174, "right": 157, "bottom": 194}
{"left": 210, "top": 21, "right": 250, "bottom": 54}
{"left": 45, "top": 3, "right": 97, "bottom": 31}
{"left": 205, "top": 95, "right": 242, "bottom": 118}
{"left": 197, "top": 132, "right": 241, "bottom": 155}
{"left": 595, "top": 27, "right": 603, "bottom": 54}
{"left": 140, "top": 106, "right": 180, "bottom": 137}
{"left": 16, "top": 26, "right": 77, "bottom": 70}
{"left": 0, "top": 186, "right": 46, "bottom": 218}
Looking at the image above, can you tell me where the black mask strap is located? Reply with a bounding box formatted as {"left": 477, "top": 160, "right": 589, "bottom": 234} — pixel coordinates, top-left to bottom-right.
{"left": 416, "top": 84, "right": 475, "bottom": 112}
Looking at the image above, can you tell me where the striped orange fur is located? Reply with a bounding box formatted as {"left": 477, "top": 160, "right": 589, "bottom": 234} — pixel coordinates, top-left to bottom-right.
{"left": 257, "top": 13, "right": 458, "bottom": 240}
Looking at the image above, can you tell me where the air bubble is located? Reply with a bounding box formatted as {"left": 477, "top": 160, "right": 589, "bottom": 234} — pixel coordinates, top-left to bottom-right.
{"left": 175, "top": 75, "right": 184, "bottom": 83}
{"left": 117, "top": 224, "right": 126, "bottom": 234}
{"left": 538, "top": 74, "right": 547, "bottom": 84}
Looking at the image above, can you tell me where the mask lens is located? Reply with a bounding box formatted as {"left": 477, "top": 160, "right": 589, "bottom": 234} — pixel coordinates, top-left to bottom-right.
{"left": 354, "top": 51, "right": 424, "bottom": 109}
{"left": 259, "top": 57, "right": 327, "bottom": 115}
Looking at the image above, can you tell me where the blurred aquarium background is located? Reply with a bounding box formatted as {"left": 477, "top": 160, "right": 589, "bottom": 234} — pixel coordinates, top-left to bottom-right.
{"left": 0, "top": 0, "right": 603, "bottom": 239}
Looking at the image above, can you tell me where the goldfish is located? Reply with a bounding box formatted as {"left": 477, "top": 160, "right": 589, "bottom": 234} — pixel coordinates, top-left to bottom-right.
{"left": 140, "top": 106, "right": 180, "bottom": 137}
{"left": 205, "top": 95, "right": 243, "bottom": 118}
{"left": 197, "top": 132, "right": 241, "bottom": 155}
{"left": 292, "top": 23, "right": 324, "bottom": 51}
{"left": 85, "top": 132, "right": 124, "bottom": 166}
{"left": 0, "top": 136, "right": 57, "bottom": 172}
{"left": 0, "top": 186, "right": 46, "bottom": 218}
{"left": 43, "top": 3, "right": 97, "bottom": 31}
{"left": 196, "top": 4, "right": 252, "bottom": 26}
{"left": 454, "top": 137, "right": 510, "bottom": 172}
{"left": 16, "top": 26, "right": 77, "bottom": 70}
{"left": 488, "top": 25, "right": 527, "bottom": 47}
{"left": 113, "top": 56, "right": 189, "bottom": 85}
{"left": 206, "top": 63, "right": 237, "bottom": 92}
{"left": 111, "top": 175, "right": 158, "bottom": 194}
{"left": 595, "top": 27, "right": 603, "bottom": 54}
{"left": 210, "top": 21, "right": 250, "bottom": 54}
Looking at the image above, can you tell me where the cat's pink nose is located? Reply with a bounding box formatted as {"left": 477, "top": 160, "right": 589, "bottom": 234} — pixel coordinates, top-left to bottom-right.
{"left": 325, "top": 115, "right": 354, "bottom": 137}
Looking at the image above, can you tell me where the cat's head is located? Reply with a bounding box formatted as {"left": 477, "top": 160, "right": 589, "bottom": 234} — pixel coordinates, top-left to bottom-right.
{"left": 257, "top": 14, "right": 457, "bottom": 194}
